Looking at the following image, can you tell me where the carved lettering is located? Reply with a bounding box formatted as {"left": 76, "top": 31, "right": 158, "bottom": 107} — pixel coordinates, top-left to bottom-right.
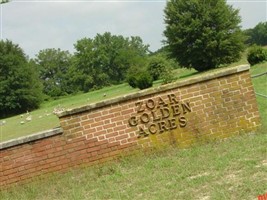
{"left": 168, "top": 94, "right": 179, "bottom": 104}
{"left": 138, "top": 127, "right": 149, "bottom": 138}
{"left": 157, "top": 97, "right": 168, "bottom": 108}
{"left": 158, "top": 121, "right": 169, "bottom": 133}
{"left": 130, "top": 93, "right": 191, "bottom": 138}
{"left": 146, "top": 99, "right": 156, "bottom": 110}
{"left": 148, "top": 123, "right": 157, "bottom": 134}
{"left": 128, "top": 116, "right": 138, "bottom": 126}
{"left": 140, "top": 112, "right": 150, "bottom": 124}
{"left": 168, "top": 118, "right": 177, "bottom": 130}
{"left": 160, "top": 107, "right": 170, "bottom": 119}
{"left": 171, "top": 104, "right": 181, "bottom": 116}
{"left": 135, "top": 101, "right": 145, "bottom": 113}
{"left": 182, "top": 102, "right": 191, "bottom": 114}
{"left": 179, "top": 116, "right": 187, "bottom": 127}
{"left": 151, "top": 110, "right": 161, "bottom": 121}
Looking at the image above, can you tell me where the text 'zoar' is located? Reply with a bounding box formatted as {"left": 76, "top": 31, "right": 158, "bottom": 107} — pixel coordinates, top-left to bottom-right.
{"left": 128, "top": 93, "right": 192, "bottom": 138}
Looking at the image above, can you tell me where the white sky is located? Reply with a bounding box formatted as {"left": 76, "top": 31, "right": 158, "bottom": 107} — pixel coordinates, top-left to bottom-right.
{"left": 0, "top": 0, "right": 266, "bottom": 58}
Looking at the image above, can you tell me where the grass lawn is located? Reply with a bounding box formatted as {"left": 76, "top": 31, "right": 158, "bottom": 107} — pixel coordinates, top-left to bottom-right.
{"left": 251, "top": 63, "right": 267, "bottom": 129}
{"left": 0, "top": 129, "right": 266, "bottom": 199}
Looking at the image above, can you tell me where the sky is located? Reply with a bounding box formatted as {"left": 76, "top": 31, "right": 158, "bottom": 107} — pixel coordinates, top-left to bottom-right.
{"left": 0, "top": 0, "right": 266, "bottom": 58}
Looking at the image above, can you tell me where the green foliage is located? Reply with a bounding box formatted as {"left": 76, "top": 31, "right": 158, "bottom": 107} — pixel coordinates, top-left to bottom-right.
{"left": 164, "top": 0, "right": 245, "bottom": 71}
{"left": 135, "top": 71, "right": 153, "bottom": 90}
{"left": 72, "top": 32, "right": 149, "bottom": 92}
{"left": 0, "top": 40, "right": 43, "bottom": 117}
{"left": 34, "top": 48, "right": 73, "bottom": 98}
{"left": 247, "top": 45, "right": 267, "bottom": 66}
{"left": 147, "top": 56, "right": 165, "bottom": 81}
{"left": 160, "top": 65, "right": 175, "bottom": 84}
{"left": 0, "top": 0, "right": 9, "bottom": 4}
{"left": 126, "top": 63, "right": 147, "bottom": 89}
{"left": 147, "top": 55, "right": 175, "bottom": 84}
{"left": 245, "top": 22, "right": 267, "bottom": 46}
{"left": 126, "top": 75, "right": 138, "bottom": 88}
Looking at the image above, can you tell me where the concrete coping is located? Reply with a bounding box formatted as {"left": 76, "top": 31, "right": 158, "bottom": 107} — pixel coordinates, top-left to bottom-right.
{"left": 0, "top": 128, "right": 63, "bottom": 150}
{"left": 57, "top": 64, "right": 250, "bottom": 118}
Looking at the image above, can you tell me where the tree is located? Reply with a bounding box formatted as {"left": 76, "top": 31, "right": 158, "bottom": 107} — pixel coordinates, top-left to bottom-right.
{"left": 35, "top": 48, "right": 73, "bottom": 98}
{"left": 245, "top": 22, "right": 267, "bottom": 46}
{"left": 0, "top": 40, "right": 43, "bottom": 117}
{"left": 0, "top": 0, "right": 10, "bottom": 4}
{"left": 72, "top": 32, "right": 149, "bottom": 92}
{"left": 164, "top": 0, "right": 245, "bottom": 71}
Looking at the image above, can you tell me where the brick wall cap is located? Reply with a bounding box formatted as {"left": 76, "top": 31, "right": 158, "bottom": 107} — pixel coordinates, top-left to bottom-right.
{"left": 0, "top": 128, "right": 63, "bottom": 150}
{"left": 57, "top": 64, "right": 250, "bottom": 118}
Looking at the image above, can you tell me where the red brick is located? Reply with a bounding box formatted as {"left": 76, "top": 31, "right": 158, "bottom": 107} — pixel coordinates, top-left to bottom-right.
{"left": 115, "top": 134, "right": 128, "bottom": 141}
{"left": 105, "top": 132, "right": 118, "bottom": 138}
{"left": 109, "top": 107, "right": 122, "bottom": 113}
{"left": 93, "top": 130, "right": 107, "bottom": 137}
{"left": 121, "top": 108, "right": 134, "bottom": 115}
{"left": 87, "top": 146, "right": 101, "bottom": 153}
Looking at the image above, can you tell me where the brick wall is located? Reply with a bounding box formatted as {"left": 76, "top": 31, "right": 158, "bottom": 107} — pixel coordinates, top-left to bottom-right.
{"left": 0, "top": 65, "right": 261, "bottom": 187}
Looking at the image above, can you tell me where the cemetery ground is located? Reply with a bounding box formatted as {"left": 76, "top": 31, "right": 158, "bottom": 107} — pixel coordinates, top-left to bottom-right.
{"left": 0, "top": 61, "right": 266, "bottom": 199}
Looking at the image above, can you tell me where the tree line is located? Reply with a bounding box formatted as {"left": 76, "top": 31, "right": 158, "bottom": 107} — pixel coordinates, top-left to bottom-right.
{"left": 1, "top": 0, "right": 266, "bottom": 118}
{"left": 0, "top": 32, "right": 177, "bottom": 117}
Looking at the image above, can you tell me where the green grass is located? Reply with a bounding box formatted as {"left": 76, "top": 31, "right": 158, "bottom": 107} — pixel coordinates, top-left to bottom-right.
{"left": 250, "top": 62, "right": 267, "bottom": 129}
{"left": 0, "top": 131, "right": 266, "bottom": 200}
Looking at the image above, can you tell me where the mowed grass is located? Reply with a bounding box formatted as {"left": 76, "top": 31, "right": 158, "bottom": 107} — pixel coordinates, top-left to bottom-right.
{"left": 0, "top": 83, "right": 139, "bottom": 142}
{"left": 251, "top": 62, "right": 267, "bottom": 130}
{"left": 0, "top": 130, "right": 266, "bottom": 200}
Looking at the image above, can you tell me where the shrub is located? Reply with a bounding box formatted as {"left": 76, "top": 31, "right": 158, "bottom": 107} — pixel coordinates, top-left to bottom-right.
{"left": 147, "top": 55, "right": 176, "bottom": 84}
{"left": 126, "top": 65, "right": 143, "bottom": 88}
{"left": 127, "top": 62, "right": 153, "bottom": 90}
{"left": 127, "top": 75, "right": 138, "bottom": 88}
{"left": 247, "top": 45, "right": 267, "bottom": 66}
{"left": 160, "top": 65, "right": 175, "bottom": 84}
{"left": 135, "top": 72, "right": 153, "bottom": 90}
{"left": 147, "top": 56, "right": 164, "bottom": 81}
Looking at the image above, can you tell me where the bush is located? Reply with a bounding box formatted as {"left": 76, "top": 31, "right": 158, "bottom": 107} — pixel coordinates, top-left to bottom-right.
{"left": 127, "top": 75, "right": 138, "bottom": 88}
{"left": 127, "top": 66, "right": 153, "bottom": 90}
{"left": 135, "top": 72, "right": 153, "bottom": 90}
{"left": 147, "top": 55, "right": 176, "bottom": 84}
{"left": 126, "top": 65, "right": 143, "bottom": 88}
{"left": 160, "top": 65, "right": 175, "bottom": 84}
{"left": 247, "top": 45, "right": 267, "bottom": 66}
{"left": 147, "top": 56, "right": 164, "bottom": 81}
